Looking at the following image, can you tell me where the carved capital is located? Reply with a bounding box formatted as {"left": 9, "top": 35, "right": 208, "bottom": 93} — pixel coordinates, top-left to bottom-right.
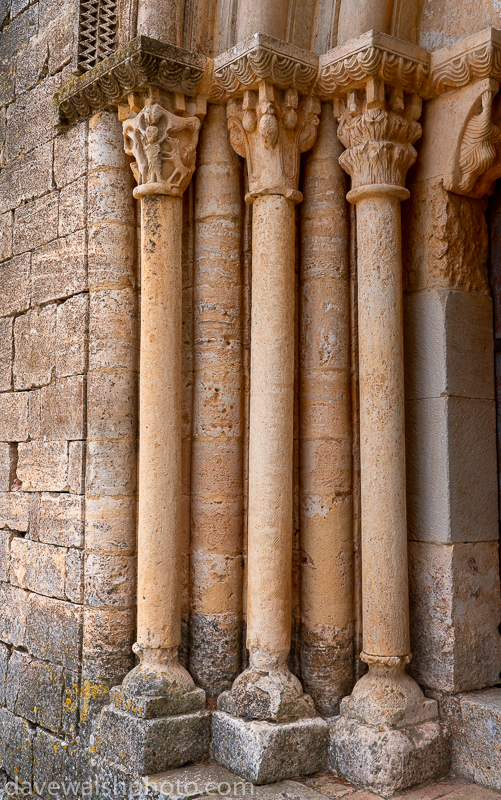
{"left": 123, "top": 101, "right": 201, "bottom": 198}
{"left": 318, "top": 34, "right": 427, "bottom": 195}
{"left": 334, "top": 78, "right": 422, "bottom": 192}
{"left": 419, "top": 29, "right": 501, "bottom": 198}
{"left": 226, "top": 82, "right": 320, "bottom": 201}
{"left": 214, "top": 35, "right": 320, "bottom": 201}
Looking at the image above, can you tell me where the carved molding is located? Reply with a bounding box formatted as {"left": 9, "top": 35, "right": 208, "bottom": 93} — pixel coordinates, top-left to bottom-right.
{"left": 316, "top": 31, "right": 429, "bottom": 100}
{"left": 54, "top": 36, "right": 208, "bottom": 126}
{"left": 425, "top": 27, "right": 501, "bottom": 98}
{"left": 213, "top": 33, "right": 319, "bottom": 100}
{"left": 123, "top": 102, "right": 201, "bottom": 197}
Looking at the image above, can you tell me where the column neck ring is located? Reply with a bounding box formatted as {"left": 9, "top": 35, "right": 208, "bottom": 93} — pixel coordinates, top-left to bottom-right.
{"left": 347, "top": 183, "right": 410, "bottom": 204}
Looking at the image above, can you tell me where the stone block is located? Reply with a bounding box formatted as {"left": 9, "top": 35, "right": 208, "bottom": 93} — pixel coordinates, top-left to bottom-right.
{"left": 84, "top": 495, "right": 135, "bottom": 554}
{"left": 31, "top": 229, "right": 86, "bottom": 305}
{"left": 32, "top": 728, "right": 80, "bottom": 797}
{"left": 87, "top": 169, "right": 135, "bottom": 226}
{"left": 0, "top": 142, "right": 53, "bottom": 215}
{"left": 89, "top": 289, "right": 138, "bottom": 371}
{"left": 65, "top": 548, "right": 83, "bottom": 603}
{"left": 6, "top": 650, "right": 79, "bottom": 736}
{"left": 0, "top": 642, "right": 8, "bottom": 707}
{"left": 0, "top": 252, "right": 30, "bottom": 316}
{"left": 329, "top": 716, "right": 449, "bottom": 798}
{"left": 87, "top": 370, "right": 137, "bottom": 440}
{"left": 0, "top": 529, "right": 15, "bottom": 581}
{"left": 27, "top": 389, "right": 41, "bottom": 439}
{"left": 40, "top": 376, "right": 85, "bottom": 440}
{"left": 86, "top": 440, "right": 136, "bottom": 496}
{"left": 10, "top": 538, "right": 67, "bottom": 599}
{"left": 68, "top": 441, "right": 85, "bottom": 493}
{"left": 0, "top": 211, "right": 12, "bottom": 261}
{"left": 0, "top": 582, "right": 28, "bottom": 646}
{"left": 88, "top": 222, "right": 136, "bottom": 288}
{"left": 82, "top": 607, "right": 135, "bottom": 679}
{"left": 406, "top": 396, "right": 498, "bottom": 543}
{"left": 0, "top": 444, "right": 10, "bottom": 492}
{"left": 0, "top": 391, "right": 28, "bottom": 441}
{"left": 404, "top": 290, "right": 495, "bottom": 401}
{"left": 15, "top": 36, "right": 48, "bottom": 93}
{"left": 17, "top": 440, "right": 69, "bottom": 491}
{"left": 26, "top": 593, "right": 82, "bottom": 670}
{"left": 54, "top": 121, "right": 87, "bottom": 189}
{"left": 58, "top": 176, "right": 86, "bottom": 237}
{"left": 0, "top": 492, "right": 30, "bottom": 530}
{"left": 13, "top": 192, "right": 59, "bottom": 255}
{"left": 36, "top": 493, "right": 84, "bottom": 548}
{"left": 56, "top": 293, "right": 88, "bottom": 378}
{"left": 4, "top": 75, "right": 60, "bottom": 163}
{"left": 0, "top": 317, "right": 12, "bottom": 391}
{"left": 84, "top": 553, "right": 136, "bottom": 609}
{"left": 14, "top": 305, "right": 57, "bottom": 390}
{"left": 409, "top": 541, "right": 501, "bottom": 692}
{"left": 99, "top": 705, "right": 211, "bottom": 776}
{"left": 0, "top": 707, "right": 34, "bottom": 786}
{"left": 441, "top": 688, "right": 501, "bottom": 791}
{"left": 212, "top": 711, "right": 328, "bottom": 784}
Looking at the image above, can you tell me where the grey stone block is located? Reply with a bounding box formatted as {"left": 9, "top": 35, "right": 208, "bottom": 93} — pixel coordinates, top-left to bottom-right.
{"left": 329, "top": 716, "right": 450, "bottom": 798}
{"left": 32, "top": 728, "right": 80, "bottom": 799}
{"left": 99, "top": 705, "right": 211, "bottom": 776}
{"left": 211, "top": 711, "right": 328, "bottom": 784}
{"left": 438, "top": 688, "right": 501, "bottom": 792}
{"left": 0, "top": 707, "right": 34, "bottom": 787}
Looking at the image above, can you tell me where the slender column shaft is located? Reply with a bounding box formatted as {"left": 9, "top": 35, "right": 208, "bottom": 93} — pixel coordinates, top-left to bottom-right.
{"left": 190, "top": 105, "right": 244, "bottom": 695}
{"left": 355, "top": 191, "right": 409, "bottom": 658}
{"left": 247, "top": 194, "right": 296, "bottom": 667}
{"left": 137, "top": 193, "right": 183, "bottom": 654}
{"left": 299, "top": 105, "right": 354, "bottom": 715}
{"left": 136, "top": 0, "right": 184, "bottom": 45}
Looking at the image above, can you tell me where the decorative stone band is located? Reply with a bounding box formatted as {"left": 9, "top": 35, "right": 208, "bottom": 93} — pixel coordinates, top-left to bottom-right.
{"left": 53, "top": 36, "right": 208, "bottom": 126}
{"left": 425, "top": 26, "right": 501, "bottom": 98}
{"left": 316, "top": 30, "right": 429, "bottom": 100}
{"left": 213, "top": 32, "right": 319, "bottom": 101}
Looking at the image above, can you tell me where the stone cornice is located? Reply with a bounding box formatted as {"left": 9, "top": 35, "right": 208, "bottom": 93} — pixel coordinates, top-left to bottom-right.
{"left": 316, "top": 31, "right": 429, "bottom": 99}
{"left": 212, "top": 33, "right": 319, "bottom": 101}
{"left": 425, "top": 27, "right": 501, "bottom": 98}
{"left": 54, "top": 36, "right": 209, "bottom": 126}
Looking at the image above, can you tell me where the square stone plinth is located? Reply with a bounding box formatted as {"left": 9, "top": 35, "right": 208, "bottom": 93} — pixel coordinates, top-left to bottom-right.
{"left": 211, "top": 711, "right": 328, "bottom": 784}
{"left": 99, "top": 705, "right": 211, "bottom": 776}
{"left": 329, "top": 716, "right": 450, "bottom": 798}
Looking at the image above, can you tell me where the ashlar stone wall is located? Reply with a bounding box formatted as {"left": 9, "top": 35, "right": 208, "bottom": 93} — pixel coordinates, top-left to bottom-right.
{"left": 0, "top": 0, "right": 138, "bottom": 792}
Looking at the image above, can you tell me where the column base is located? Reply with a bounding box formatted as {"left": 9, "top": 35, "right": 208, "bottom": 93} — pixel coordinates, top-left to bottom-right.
{"left": 98, "top": 705, "right": 211, "bottom": 776}
{"left": 329, "top": 716, "right": 450, "bottom": 798}
{"left": 212, "top": 710, "right": 329, "bottom": 784}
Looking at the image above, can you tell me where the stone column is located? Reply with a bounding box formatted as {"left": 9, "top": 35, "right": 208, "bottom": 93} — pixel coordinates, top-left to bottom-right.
{"left": 97, "top": 82, "right": 212, "bottom": 777}
{"left": 211, "top": 34, "right": 329, "bottom": 785}
{"left": 317, "top": 32, "right": 447, "bottom": 796}
{"left": 299, "top": 103, "right": 354, "bottom": 717}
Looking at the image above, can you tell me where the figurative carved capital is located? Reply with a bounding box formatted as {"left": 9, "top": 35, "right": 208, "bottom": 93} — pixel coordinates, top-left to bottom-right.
{"left": 226, "top": 82, "right": 320, "bottom": 201}
{"left": 123, "top": 102, "right": 201, "bottom": 198}
{"left": 334, "top": 77, "right": 422, "bottom": 191}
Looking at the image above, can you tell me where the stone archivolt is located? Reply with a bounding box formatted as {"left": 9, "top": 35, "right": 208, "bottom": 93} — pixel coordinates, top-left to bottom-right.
{"left": 123, "top": 101, "right": 201, "bottom": 196}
